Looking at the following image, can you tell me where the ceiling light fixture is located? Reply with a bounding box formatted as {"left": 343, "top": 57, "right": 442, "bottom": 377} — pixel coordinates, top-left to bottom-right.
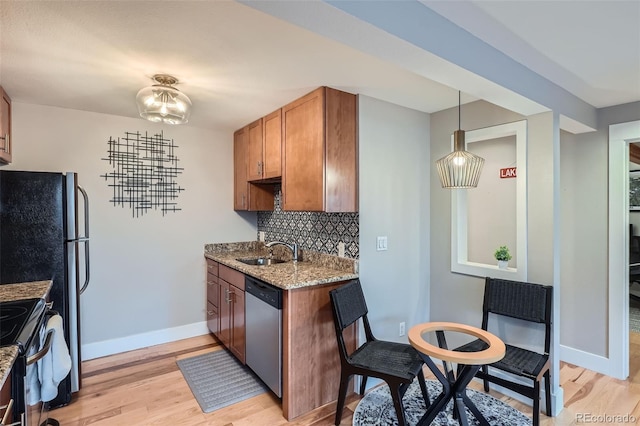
{"left": 435, "top": 91, "right": 485, "bottom": 188}
{"left": 136, "top": 74, "right": 192, "bottom": 125}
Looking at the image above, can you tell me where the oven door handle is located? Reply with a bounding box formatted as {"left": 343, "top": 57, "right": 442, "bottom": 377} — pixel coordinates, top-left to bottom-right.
{"left": 26, "top": 330, "right": 54, "bottom": 366}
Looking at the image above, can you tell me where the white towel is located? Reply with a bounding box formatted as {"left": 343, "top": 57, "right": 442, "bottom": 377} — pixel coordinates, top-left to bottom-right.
{"left": 37, "top": 314, "right": 72, "bottom": 402}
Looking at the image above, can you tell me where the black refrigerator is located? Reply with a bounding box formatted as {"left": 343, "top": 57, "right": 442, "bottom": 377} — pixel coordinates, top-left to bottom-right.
{"left": 0, "top": 170, "right": 90, "bottom": 408}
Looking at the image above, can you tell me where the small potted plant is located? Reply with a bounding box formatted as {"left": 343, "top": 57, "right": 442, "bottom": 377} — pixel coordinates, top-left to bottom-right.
{"left": 494, "top": 245, "right": 512, "bottom": 269}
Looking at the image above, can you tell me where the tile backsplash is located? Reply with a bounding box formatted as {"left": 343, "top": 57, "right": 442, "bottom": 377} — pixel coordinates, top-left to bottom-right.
{"left": 257, "top": 186, "right": 359, "bottom": 259}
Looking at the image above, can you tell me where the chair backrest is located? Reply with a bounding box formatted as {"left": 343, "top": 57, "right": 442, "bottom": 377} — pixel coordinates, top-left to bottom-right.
{"left": 330, "top": 279, "right": 368, "bottom": 331}
{"left": 482, "top": 277, "right": 553, "bottom": 353}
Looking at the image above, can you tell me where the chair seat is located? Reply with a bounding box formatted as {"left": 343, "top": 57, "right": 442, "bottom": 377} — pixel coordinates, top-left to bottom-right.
{"left": 456, "top": 339, "right": 548, "bottom": 379}
{"left": 349, "top": 340, "right": 424, "bottom": 381}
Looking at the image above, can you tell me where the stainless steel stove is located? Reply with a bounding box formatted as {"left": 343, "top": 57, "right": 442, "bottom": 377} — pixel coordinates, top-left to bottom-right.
{"left": 0, "top": 297, "right": 49, "bottom": 426}
{"left": 0, "top": 298, "right": 47, "bottom": 353}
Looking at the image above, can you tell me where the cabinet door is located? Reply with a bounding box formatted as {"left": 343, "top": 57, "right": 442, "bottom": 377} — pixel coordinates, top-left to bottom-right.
{"left": 218, "top": 280, "right": 232, "bottom": 346}
{"left": 282, "top": 87, "right": 325, "bottom": 211}
{"left": 247, "top": 118, "right": 264, "bottom": 181}
{"left": 233, "top": 128, "right": 248, "bottom": 210}
{"left": 207, "top": 273, "right": 220, "bottom": 308}
{"left": 229, "top": 286, "right": 245, "bottom": 364}
{"left": 0, "top": 86, "right": 11, "bottom": 164}
{"left": 207, "top": 301, "right": 219, "bottom": 335}
{"left": 262, "top": 109, "right": 282, "bottom": 179}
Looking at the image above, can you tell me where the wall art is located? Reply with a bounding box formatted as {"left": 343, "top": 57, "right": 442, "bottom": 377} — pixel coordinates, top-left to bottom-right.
{"left": 101, "top": 131, "right": 184, "bottom": 217}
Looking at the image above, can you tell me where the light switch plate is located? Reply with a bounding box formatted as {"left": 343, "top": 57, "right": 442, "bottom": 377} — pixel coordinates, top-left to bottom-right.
{"left": 338, "top": 242, "right": 346, "bottom": 257}
{"left": 377, "top": 236, "right": 388, "bottom": 251}
{"left": 258, "top": 231, "right": 265, "bottom": 242}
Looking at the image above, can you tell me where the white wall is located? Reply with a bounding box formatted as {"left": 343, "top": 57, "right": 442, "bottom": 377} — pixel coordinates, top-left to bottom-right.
{"left": 430, "top": 100, "right": 524, "bottom": 328}
{"left": 358, "top": 95, "right": 430, "bottom": 343}
{"left": 8, "top": 103, "right": 257, "bottom": 358}
{"left": 560, "top": 129, "right": 607, "bottom": 356}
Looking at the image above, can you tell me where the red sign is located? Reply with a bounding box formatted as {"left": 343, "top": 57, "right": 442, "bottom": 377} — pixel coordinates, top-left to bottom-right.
{"left": 500, "top": 167, "right": 517, "bottom": 178}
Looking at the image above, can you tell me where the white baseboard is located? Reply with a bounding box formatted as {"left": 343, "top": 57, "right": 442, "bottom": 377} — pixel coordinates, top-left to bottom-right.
{"left": 81, "top": 321, "right": 210, "bottom": 360}
{"left": 559, "top": 344, "right": 612, "bottom": 376}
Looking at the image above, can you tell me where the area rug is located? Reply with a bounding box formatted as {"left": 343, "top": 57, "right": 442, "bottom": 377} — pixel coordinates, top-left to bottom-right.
{"left": 353, "top": 379, "right": 531, "bottom": 426}
{"left": 176, "top": 349, "right": 268, "bottom": 413}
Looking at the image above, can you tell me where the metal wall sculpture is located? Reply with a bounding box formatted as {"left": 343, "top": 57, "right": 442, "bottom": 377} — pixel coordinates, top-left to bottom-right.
{"left": 101, "top": 131, "right": 184, "bottom": 217}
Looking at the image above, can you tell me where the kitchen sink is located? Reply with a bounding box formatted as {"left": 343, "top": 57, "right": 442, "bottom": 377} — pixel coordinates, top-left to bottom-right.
{"left": 236, "top": 257, "right": 286, "bottom": 266}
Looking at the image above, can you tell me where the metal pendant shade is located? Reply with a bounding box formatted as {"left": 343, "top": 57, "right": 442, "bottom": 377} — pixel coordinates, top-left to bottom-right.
{"left": 136, "top": 74, "right": 192, "bottom": 125}
{"left": 436, "top": 92, "right": 484, "bottom": 188}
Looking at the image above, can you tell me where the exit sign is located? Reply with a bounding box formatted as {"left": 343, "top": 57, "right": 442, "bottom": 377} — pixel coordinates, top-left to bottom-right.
{"left": 500, "top": 167, "right": 517, "bottom": 178}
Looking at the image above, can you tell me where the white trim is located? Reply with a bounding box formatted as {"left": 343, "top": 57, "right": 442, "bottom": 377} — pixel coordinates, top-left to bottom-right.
{"left": 559, "top": 344, "right": 613, "bottom": 377}
{"left": 82, "top": 321, "right": 210, "bottom": 360}
{"left": 608, "top": 120, "right": 640, "bottom": 379}
{"left": 452, "top": 120, "right": 528, "bottom": 281}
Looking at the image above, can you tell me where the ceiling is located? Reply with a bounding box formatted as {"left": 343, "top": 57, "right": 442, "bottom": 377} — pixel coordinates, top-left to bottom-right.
{"left": 0, "top": 1, "right": 638, "bottom": 132}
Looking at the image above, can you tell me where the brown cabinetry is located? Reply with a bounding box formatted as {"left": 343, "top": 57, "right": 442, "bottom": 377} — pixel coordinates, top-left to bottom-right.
{"left": 282, "top": 87, "right": 357, "bottom": 212}
{"left": 207, "top": 261, "right": 246, "bottom": 364}
{"left": 246, "top": 110, "right": 282, "bottom": 182}
{"left": 0, "top": 86, "right": 12, "bottom": 164}
{"left": 233, "top": 126, "right": 274, "bottom": 211}
{"left": 206, "top": 259, "right": 220, "bottom": 335}
{"left": 232, "top": 86, "right": 357, "bottom": 212}
{"left": 246, "top": 118, "right": 264, "bottom": 181}
{"left": 262, "top": 109, "right": 282, "bottom": 180}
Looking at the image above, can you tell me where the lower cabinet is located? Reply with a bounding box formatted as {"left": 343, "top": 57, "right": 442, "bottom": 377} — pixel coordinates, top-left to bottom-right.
{"left": 205, "top": 258, "right": 245, "bottom": 364}
{"left": 206, "top": 260, "right": 220, "bottom": 335}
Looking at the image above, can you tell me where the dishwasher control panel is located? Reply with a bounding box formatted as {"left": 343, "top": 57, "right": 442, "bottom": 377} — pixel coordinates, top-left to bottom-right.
{"left": 245, "top": 277, "right": 282, "bottom": 309}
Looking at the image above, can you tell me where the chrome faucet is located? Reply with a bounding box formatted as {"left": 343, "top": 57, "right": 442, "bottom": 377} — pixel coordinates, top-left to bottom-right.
{"left": 265, "top": 241, "right": 298, "bottom": 263}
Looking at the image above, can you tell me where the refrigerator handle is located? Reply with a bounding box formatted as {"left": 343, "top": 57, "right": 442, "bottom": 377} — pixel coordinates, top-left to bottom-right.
{"left": 78, "top": 185, "right": 91, "bottom": 294}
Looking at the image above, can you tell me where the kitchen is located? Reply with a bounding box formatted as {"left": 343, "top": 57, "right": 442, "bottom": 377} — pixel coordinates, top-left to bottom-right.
{"left": 1, "top": 1, "right": 639, "bottom": 425}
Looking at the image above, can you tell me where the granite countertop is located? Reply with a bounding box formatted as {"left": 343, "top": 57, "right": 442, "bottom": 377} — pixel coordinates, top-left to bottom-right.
{"left": 0, "top": 280, "right": 53, "bottom": 389}
{"left": 205, "top": 241, "right": 359, "bottom": 290}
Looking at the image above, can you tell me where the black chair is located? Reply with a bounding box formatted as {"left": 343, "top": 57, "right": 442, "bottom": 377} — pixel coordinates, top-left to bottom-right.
{"left": 454, "top": 277, "right": 553, "bottom": 426}
{"left": 329, "top": 280, "right": 429, "bottom": 426}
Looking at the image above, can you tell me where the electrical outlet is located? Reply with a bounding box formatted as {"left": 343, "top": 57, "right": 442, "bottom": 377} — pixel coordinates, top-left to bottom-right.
{"left": 338, "top": 242, "right": 345, "bottom": 257}
{"left": 377, "top": 236, "right": 388, "bottom": 251}
{"left": 399, "top": 321, "right": 405, "bottom": 337}
{"left": 258, "top": 231, "right": 265, "bottom": 242}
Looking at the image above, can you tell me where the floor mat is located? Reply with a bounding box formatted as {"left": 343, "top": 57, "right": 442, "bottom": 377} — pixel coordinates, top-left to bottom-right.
{"left": 177, "top": 349, "right": 268, "bottom": 413}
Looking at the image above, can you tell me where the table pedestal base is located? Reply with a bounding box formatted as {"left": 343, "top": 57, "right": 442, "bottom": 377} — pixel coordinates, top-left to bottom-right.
{"left": 417, "top": 355, "right": 491, "bottom": 426}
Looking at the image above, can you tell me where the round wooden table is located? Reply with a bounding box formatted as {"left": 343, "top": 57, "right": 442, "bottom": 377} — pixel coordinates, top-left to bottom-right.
{"left": 408, "top": 322, "right": 506, "bottom": 426}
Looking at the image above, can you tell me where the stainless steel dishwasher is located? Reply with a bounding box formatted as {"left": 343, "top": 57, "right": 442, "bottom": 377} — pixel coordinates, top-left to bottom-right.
{"left": 245, "top": 276, "right": 283, "bottom": 397}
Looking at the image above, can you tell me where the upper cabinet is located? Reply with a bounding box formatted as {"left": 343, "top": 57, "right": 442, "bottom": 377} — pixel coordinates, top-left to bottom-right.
{"left": 0, "top": 86, "right": 12, "bottom": 164}
{"left": 233, "top": 86, "right": 357, "bottom": 212}
{"left": 282, "top": 87, "right": 357, "bottom": 212}
{"left": 262, "top": 109, "right": 282, "bottom": 180}
{"left": 246, "top": 110, "right": 282, "bottom": 182}
{"left": 246, "top": 118, "right": 264, "bottom": 181}
{"left": 233, "top": 125, "right": 274, "bottom": 211}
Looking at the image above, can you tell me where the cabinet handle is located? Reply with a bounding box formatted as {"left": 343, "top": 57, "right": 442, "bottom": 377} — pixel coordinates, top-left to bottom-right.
{"left": 0, "top": 133, "right": 7, "bottom": 153}
{"left": 242, "top": 193, "right": 246, "bottom": 208}
{"left": 207, "top": 310, "right": 214, "bottom": 316}
{"left": 256, "top": 162, "right": 261, "bottom": 176}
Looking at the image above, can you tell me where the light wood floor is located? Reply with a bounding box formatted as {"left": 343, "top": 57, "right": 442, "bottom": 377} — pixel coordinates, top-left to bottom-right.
{"left": 49, "top": 332, "right": 640, "bottom": 425}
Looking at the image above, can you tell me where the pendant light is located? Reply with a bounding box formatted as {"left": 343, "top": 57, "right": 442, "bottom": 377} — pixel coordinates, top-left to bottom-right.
{"left": 136, "top": 74, "right": 192, "bottom": 125}
{"left": 436, "top": 91, "right": 485, "bottom": 188}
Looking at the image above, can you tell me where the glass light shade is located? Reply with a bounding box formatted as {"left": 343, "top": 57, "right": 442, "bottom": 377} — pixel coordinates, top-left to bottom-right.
{"left": 136, "top": 76, "right": 192, "bottom": 125}
{"left": 436, "top": 130, "right": 485, "bottom": 188}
